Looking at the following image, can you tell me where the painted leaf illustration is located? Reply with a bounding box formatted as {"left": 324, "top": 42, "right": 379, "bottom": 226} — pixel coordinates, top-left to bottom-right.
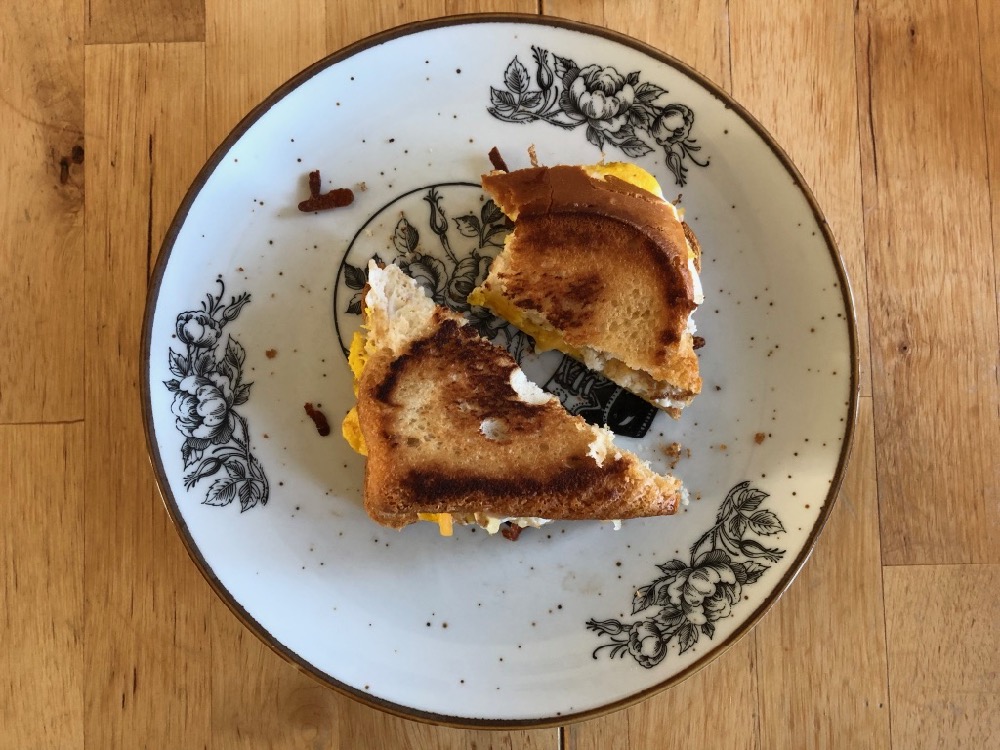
{"left": 504, "top": 57, "right": 530, "bottom": 94}
{"left": 618, "top": 136, "right": 654, "bottom": 158}
{"left": 521, "top": 91, "right": 543, "bottom": 109}
{"left": 553, "top": 54, "right": 577, "bottom": 81}
{"left": 192, "top": 351, "right": 214, "bottom": 376}
{"left": 181, "top": 441, "right": 203, "bottom": 469}
{"left": 632, "top": 584, "right": 657, "bottom": 615}
{"left": 233, "top": 382, "right": 252, "bottom": 406}
{"left": 635, "top": 81, "right": 667, "bottom": 104}
{"left": 168, "top": 350, "right": 188, "bottom": 377}
{"left": 453, "top": 214, "right": 480, "bottom": 238}
{"left": 742, "top": 561, "right": 768, "bottom": 584}
{"left": 238, "top": 479, "right": 265, "bottom": 512}
{"left": 225, "top": 338, "right": 246, "bottom": 369}
{"left": 747, "top": 510, "right": 785, "bottom": 536}
{"left": 676, "top": 623, "right": 699, "bottom": 654}
{"left": 163, "top": 379, "right": 180, "bottom": 393}
{"left": 205, "top": 478, "right": 238, "bottom": 506}
{"left": 344, "top": 263, "right": 367, "bottom": 290}
{"left": 734, "top": 484, "right": 768, "bottom": 512}
{"left": 625, "top": 70, "right": 641, "bottom": 86}
{"left": 481, "top": 199, "right": 504, "bottom": 225}
{"left": 656, "top": 560, "right": 686, "bottom": 575}
{"left": 347, "top": 293, "right": 362, "bottom": 315}
{"left": 490, "top": 86, "right": 517, "bottom": 108}
{"left": 393, "top": 216, "right": 419, "bottom": 255}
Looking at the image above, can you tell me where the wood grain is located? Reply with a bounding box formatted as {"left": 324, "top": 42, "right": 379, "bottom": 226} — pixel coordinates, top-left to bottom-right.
{"left": 566, "top": 634, "right": 759, "bottom": 750}
{"left": 755, "top": 399, "right": 890, "bottom": 749}
{"left": 85, "top": 0, "right": 205, "bottom": 43}
{"left": 0, "top": 424, "right": 84, "bottom": 750}
{"left": 884, "top": 564, "right": 1000, "bottom": 748}
{"left": 544, "top": 0, "right": 730, "bottom": 91}
{"left": 205, "top": 0, "right": 327, "bottom": 147}
{"left": 730, "top": 0, "right": 871, "bottom": 397}
{"left": 327, "top": 0, "right": 538, "bottom": 51}
{"left": 856, "top": 0, "right": 1000, "bottom": 565}
{"left": 0, "top": 0, "right": 84, "bottom": 423}
{"left": 83, "top": 41, "right": 215, "bottom": 749}
{"left": 980, "top": 0, "right": 1000, "bottom": 355}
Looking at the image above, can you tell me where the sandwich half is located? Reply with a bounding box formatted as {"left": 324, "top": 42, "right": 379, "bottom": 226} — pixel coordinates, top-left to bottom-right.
{"left": 341, "top": 262, "right": 686, "bottom": 536}
{"left": 469, "top": 162, "right": 704, "bottom": 416}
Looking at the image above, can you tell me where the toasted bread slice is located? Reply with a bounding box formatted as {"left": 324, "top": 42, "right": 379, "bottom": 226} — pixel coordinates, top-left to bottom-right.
{"left": 469, "top": 163, "right": 704, "bottom": 416}
{"left": 342, "top": 262, "right": 685, "bottom": 534}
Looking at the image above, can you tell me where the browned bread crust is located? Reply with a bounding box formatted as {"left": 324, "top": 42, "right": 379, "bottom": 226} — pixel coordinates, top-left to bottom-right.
{"left": 478, "top": 165, "right": 702, "bottom": 406}
{"left": 355, "top": 266, "right": 684, "bottom": 529}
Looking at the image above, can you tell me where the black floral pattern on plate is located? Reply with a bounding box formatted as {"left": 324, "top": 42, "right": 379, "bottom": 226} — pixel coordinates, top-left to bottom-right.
{"left": 587, "top": 482, "right": 786, "bottom": 667}
{"left": 488, "top": 46, "right": 709, "bottom": 186}
{"left": 163, "top": 279, "right": 269, "bottom": 511}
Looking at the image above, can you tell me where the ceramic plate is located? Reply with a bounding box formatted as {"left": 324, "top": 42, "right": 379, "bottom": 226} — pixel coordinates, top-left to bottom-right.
{"left": 142, "top": 15, "right": 858, "bottom": 727}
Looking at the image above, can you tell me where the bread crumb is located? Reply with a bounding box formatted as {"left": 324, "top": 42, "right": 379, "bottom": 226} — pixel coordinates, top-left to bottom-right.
{"left": 754, "top": 432, "right": 766, "bottom": 444}
{"left": 714, "top": 443, "right": 728, "bottom": 451}
{"left": 355, "top": 181, "right": 367, "bottom": 192}
{"left": 661, "top": 441, "right": 690, "bottom": 470}
{"left": 265, "top": 349, "right": 278, "bottom": 359}
{"left": 528, "top": 144, "right": 539, "bottom": 167}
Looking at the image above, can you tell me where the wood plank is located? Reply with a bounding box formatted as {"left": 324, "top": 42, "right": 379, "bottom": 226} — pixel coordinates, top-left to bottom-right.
{"left": 84, "top": 41, "right": 214, "bottom": 750}
{"left": 327, "top": 0, "right": 537, "bottom": 50}
{"left": 0, "top": 424, "right": 84, "bottom": 749}
{"left": 205, "top": 0, "right": 328, "bottom": 147}
{"left": 754, "top": 399, "right": 890, "bottom": 748}
{"left": 730, "top": 0, "right": 871, "bottom": 397}
{"left": 85, "top": 0, "right": 205, "bottom": 43}
{"left": 543, "top": 0, "right": 731, "bottom": 92}
{"left": 884, "top": 564, "right": 1000, "bottom": 748}
{"left": 980, "top": 0, "right": 1000, "bottom": 352}
{"left": 856, "top": 0, "right": 1000, "bottom": 564}
{"left": 0, "top": 0, "right": 84, "bottom": 423}
{"left": 566, "top": 634, "right": 759, "bottom": 750}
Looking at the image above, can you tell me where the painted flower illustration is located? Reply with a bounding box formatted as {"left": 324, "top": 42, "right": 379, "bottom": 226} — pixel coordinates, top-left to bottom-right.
{"left": 163, "top": 279, "right": 269, "bottom": 511}
{"left": 175, "top": 310, "right": 222, "bottom": 347}
{"left": 565, "top": 64, "right": 636, "bottom": 135}
{"left": 587, "top": 482, "right": 785, "bottom": 666}
{"left": 488, "top": 45, "right": 709, "bottom": 186}
{"left": 171, "top": 373, "right": 235, "bottom": 444}
{"left": 628, "top": 621, "right": 670, "bottom": 668}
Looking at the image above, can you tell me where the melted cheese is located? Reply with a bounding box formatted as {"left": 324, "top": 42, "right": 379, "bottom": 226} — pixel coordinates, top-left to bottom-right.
{"left": 342, "top": 331, "right": 369, "bottom": 455}
{"left": 585, "top": 161, "right": 664, "bottom": 198}
{"left": 417, "top": 512, "right": 454, "bottom": 536}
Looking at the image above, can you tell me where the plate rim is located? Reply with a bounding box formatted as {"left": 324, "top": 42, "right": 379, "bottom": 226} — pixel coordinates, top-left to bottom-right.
{"left": 140, "top": 11, "right": 861, "bottom": 729}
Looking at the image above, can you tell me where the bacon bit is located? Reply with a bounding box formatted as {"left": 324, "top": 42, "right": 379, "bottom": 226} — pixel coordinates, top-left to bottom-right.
{"left": 297, "top": 170, "right": 354, "bottom": 212}
{"left": 265, "top": 349, "right": 277, "bottom": 359}
{"left": 693, "top": 336, "right": 706, "bottom": 350}
{"left": 488, "top": 146, "right": 509, "bottom": 172}
{"left": 501, "top": 523, "right": 522, "bottom": 541}
{"left": 754, "top": 432, "right": 767, "bottom": 444}
{"left": 303, "top": 402, "right": 331, "bottom": 436}
{"left": 527, "top": 144, "right": 539, "bottom": 167}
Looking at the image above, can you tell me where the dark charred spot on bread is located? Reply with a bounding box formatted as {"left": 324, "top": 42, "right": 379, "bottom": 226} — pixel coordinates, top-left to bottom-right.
{"left": 487, "top": 146, "right": 509, "bottom": 173}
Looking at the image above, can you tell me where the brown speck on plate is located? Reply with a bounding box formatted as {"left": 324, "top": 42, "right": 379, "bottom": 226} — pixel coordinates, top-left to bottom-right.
{"left": 265, "top": 348, "right": 277, "bottom": 359}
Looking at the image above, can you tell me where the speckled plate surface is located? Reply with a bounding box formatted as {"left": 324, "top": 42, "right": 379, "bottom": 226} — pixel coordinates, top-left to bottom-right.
{"left": 141, "top": 15, "right": 858, "bottom": 727}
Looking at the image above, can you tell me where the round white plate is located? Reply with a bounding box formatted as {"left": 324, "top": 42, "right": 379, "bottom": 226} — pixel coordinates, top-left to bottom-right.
{"left": 142, "top": 15, "right": 858, "bottom": 727}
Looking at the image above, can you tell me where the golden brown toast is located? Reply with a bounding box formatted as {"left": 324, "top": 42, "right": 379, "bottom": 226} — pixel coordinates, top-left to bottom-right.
{"left": 347, "top": 263, "right": 685, "bottom": 533}
{"left": 471, "top": 164, "right": 703, "bottom": 415}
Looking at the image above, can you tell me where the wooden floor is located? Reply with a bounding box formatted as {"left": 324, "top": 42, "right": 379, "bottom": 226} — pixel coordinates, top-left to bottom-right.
{"left": 2, "top": 0, "right": 998, "bottom": 747}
